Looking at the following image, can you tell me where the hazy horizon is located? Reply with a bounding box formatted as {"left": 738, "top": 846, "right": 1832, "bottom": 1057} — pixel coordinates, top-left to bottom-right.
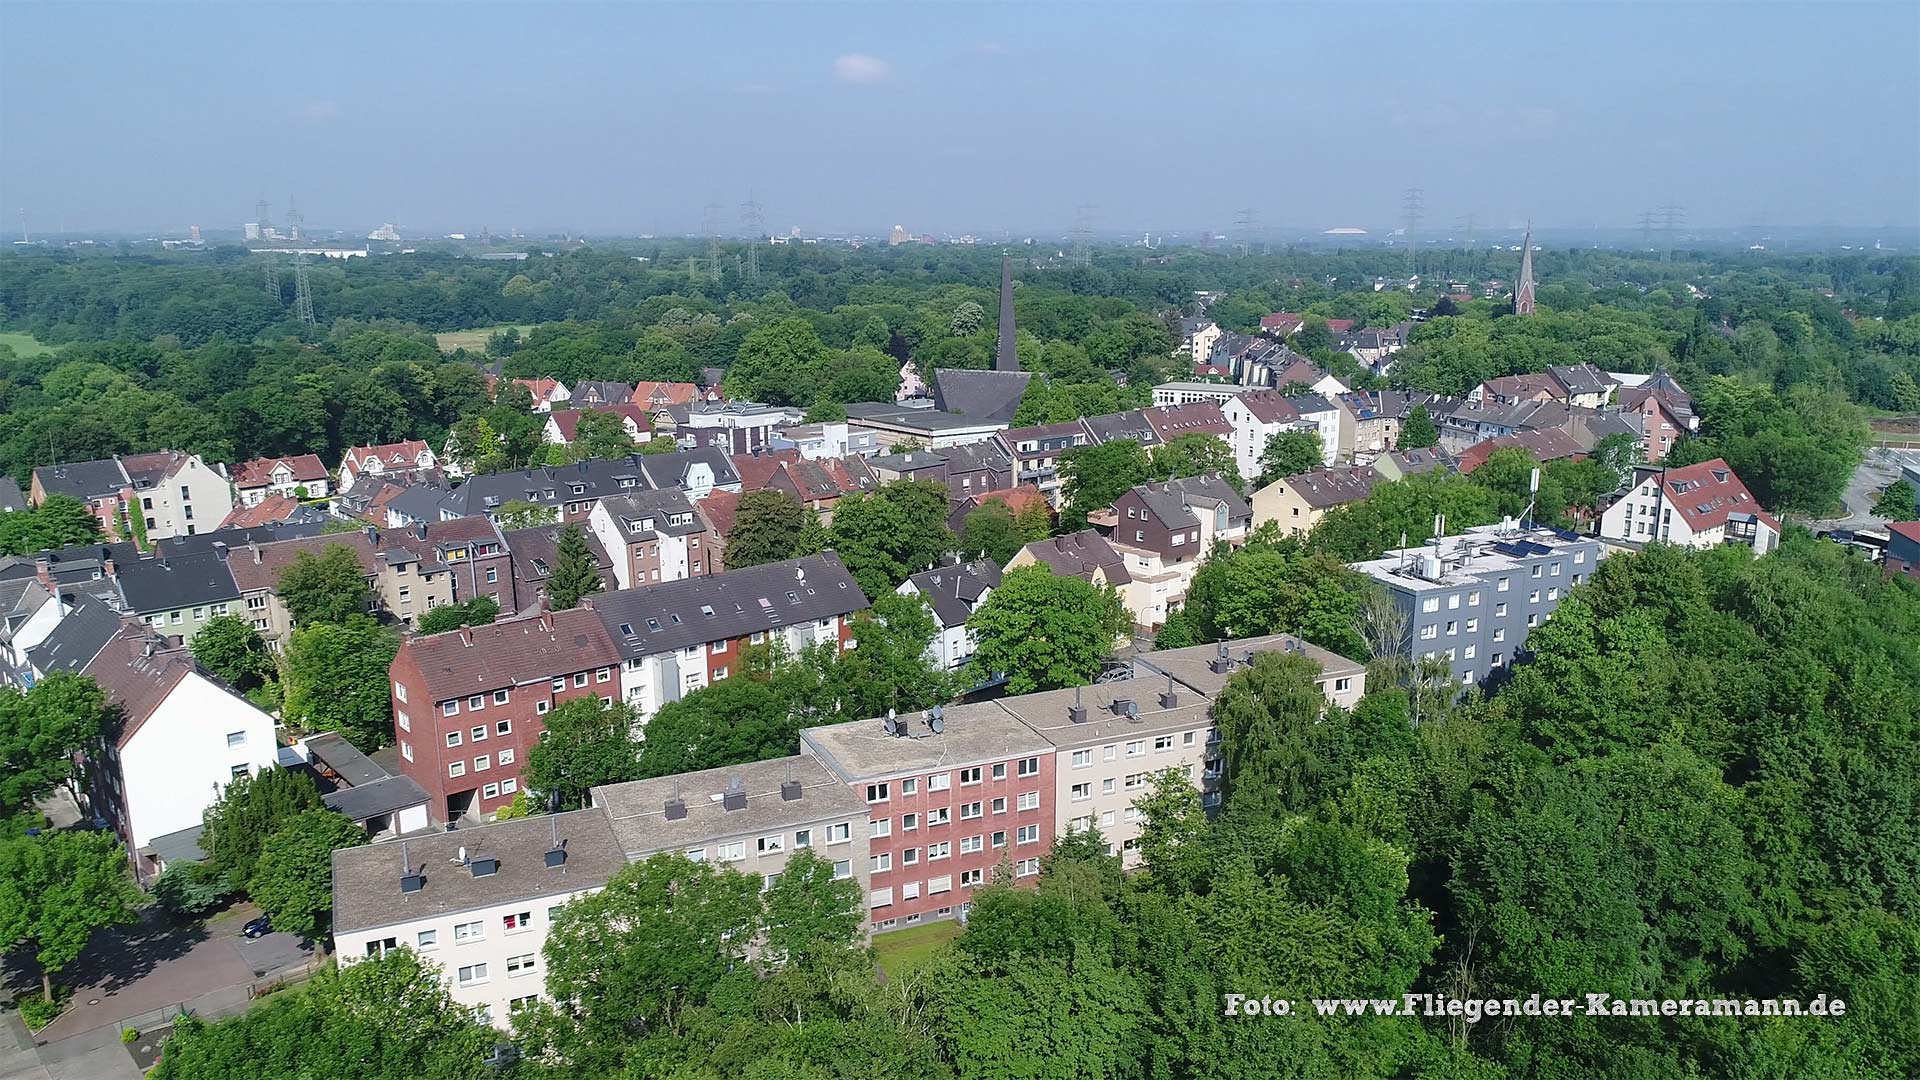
{"left": 3, "top": 2, "right": 1916, "bottom": 237}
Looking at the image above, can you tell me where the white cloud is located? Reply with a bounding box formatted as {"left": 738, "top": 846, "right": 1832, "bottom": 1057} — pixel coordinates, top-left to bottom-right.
{"left": 833, "top": 53, "right": 891, "bottom": 84}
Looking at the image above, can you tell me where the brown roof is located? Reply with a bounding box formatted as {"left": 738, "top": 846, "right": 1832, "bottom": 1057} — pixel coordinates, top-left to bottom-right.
{"left": 1142, "top": 402, "right": 1232, "bottom": 440}
{"left": 630, "top": 381, "right": 701, "bottom": 408}
{"left": 1019, "top": 529, "right": 1131, "bottom": 585}
{"left": 731, "top": 449, "right": 803, "bottom": 492}
{"left": 233, "top": 454, "right": 329, "bottom": 488}
{"left": 220, "top": 494, "right": 305, "bottom": 529}
{"left": 1456, "top": 428, "right": 1587, "bottom": 473}
{"left": 343, "top": 441, "right": 432, "bottom": 472}
{"left": 1651, "top": 457, "right": 1780, "bottom": 533}
{"left": 698, "top": 489, "right": 741, "bottom": 538}
{"left": 227, "top": 534, "right": 378, "bottom": 594}
{"left": 399, "top": 608, "right": 623, "bottom": 702}
{"left": 82, "top": 621, "right": 198, "bottom": 748}
{"left": 1481, "top": 374, "right": 1562, "bottom": 402}
{"left": 1278, "top": 465, "right": 1379, "bottom": 508}
{"left": 1235, "top": 389, "right": 1304, "bottom": 424}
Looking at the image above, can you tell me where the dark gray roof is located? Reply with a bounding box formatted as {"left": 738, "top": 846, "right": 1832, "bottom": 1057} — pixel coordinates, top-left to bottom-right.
{"left": 995, "top": 255, "right": 1020, "bottom": 372}
{"left": 1161, "top": 473, "right": 1251, "bottom": 524}
{"left": 939, "top": 439, "right": 1013, "bottom": 475}
{"left": 501, "top": 524, "right": 614, "bottom": 590}
{"left": 868, "top": 449, "right": 948, "bottom": 473}
{"left": 145, "top": 823, "right": 206, "bottom": 865}
{"left": 902, "top": 559, "right": 1001, "bottom": 628}
{"left": 151, "top": 520, "right": 330, "bottom": 557}
{"left": 331, "top": 807, "right": 628, "bottom": 934}
{"left": 308, "top": 732, "right": 389, "bottom": 787}
{"left": 845, "top": 401, "right": 1007, "bottom": 434}
{"left": 589, "top": 552, "right": 867, "bottom": 659}
{"left": 0, "top": 478, "right": 23, "bottom": 514}
{"left": 32, "top": 459, "right": 129, "bottom": 502}
{"left": 382, "top": 484, "right": 457, "bottom": 523}
{"left": 111, "top": 551, "right": 240, "bottom": 615}
{"left": 598, "top": 491, "right": 705, "bottom": 541}
{"left": 1019, "top": 529, "right": 1131, "bottom": 585}
{"left": 1385, "top": 447, "right": 1451, "bottom": 475}
{"left": 27, "top": 599, "right": 124, "bottom": 674}
{"left": 442, "top": 458, "right": 655, "bottom": 516}
{"left": 1549, "top": 363, "right": 1616, "bottom": 396}
{"left": 929, "top": 368, "right": 1034, "bottom": 422}
{"left": 571, "top": 380, "right": 634, "bottom": 405}
{"left": 324, "top": 775, "right": 431, "bottom": 823}
{"left": 1083, "top": 409, "right": 1162, "bottom": 447}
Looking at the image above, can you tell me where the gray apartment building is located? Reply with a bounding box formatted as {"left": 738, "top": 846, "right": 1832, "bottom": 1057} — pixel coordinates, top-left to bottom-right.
{"left": 1349, "top": 520, "right": 1605, "bottom": 687}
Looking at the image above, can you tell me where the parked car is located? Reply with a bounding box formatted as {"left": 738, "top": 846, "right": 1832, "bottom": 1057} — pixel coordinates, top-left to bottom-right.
{"left": 243, "top": 915, "right": 272, "bottom": 938}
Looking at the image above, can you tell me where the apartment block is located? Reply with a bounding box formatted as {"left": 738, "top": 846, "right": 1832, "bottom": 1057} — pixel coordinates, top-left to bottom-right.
{"left": 389, "top": 609, "right": 625, "bottom": 822}
{"left": 1598, "top": 458, "right": 1781, "bottom": 556}
{"left": 1349, "top": 520, "right": 1605, "bottom": 687}
{"left": 801, "top": 704, "right": 1058, "bottom": 932}
{"left": 586, "top": 490, "right": 718, "bottom": 590}
{"left": 331, "top": 809, "right": 628, "bottom": 1027}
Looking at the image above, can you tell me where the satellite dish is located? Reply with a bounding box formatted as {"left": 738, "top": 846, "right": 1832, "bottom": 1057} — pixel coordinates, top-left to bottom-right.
{"left": 451, "top": 845, "right": 467, "bottom": 864}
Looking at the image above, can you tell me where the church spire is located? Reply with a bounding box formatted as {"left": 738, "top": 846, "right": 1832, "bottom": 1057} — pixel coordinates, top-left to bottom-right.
{"left": 994, "top": 254, "right": 1020, "bottom": 371}
{"left": 1514, "top": 224, "right": 1536, "bottom": 316}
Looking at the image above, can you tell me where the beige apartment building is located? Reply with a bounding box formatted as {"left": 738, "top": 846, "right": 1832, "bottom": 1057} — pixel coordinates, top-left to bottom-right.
{"left": 330, "top": 809, "right": 629, "bottom": 1027}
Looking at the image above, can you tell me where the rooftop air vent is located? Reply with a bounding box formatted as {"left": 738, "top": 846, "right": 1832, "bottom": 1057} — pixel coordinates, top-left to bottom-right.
{"left": 1112, "top": 698, "right": 1138, "bottom": 718}
{"left": 1068, "top": 686, "right": 1087, "bottom": 724}
{"left": 1158, "top": 675, "right": 1179, "bottom": 710}
{"left": 780, "top": 779, "right": 803, "bottom": 801}
{"left": 722, "top": 777, "right": 748, "bottom": 811}
{"left": 664, "top": 797, "right": 688, "bottom": 820}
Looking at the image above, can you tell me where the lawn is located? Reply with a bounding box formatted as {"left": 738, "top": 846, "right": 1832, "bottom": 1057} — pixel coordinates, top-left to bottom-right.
{"left": 0, "top": 330, "right": 57, "bottom": 357}
{"left": 434, "top": 324, "right": 534, "bottom": 353}
{"left": 872, "top": 920, "right": 963, "bottom": 977}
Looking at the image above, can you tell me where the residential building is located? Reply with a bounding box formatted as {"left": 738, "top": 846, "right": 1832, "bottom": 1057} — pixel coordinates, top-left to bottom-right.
{"left": 1617, "top": 370, "right": 1697, "bottom": 463}
{"left": 1470, "top": 373, "right": 1562, "bottom": 406}
{"left": 1336, "top": 391, "right": 1449, "bottom": 460}
{"left": 1082, "top": 409, "right": 1163, "bottom": 450}
{"left": 898, "top": 560, "right": 1001, "bottom": 671}
{"left": 1349, "top": 519, "right": 1606, "bottom": 686}
{"left": 945, "top": 484, "right": 1048, "bottom": 535}
{"left": 1341, "top": 322, "right": 1414, "bottom": 376}
{"left": 339, "top": 441, "right": 440, "bottom": 495}
{"left": 801, "top": 703, "right": 1057, "bottom": 931}
{"left": 0, "top": 576, "right": 63, "bottom": 686}
{"left": 1454, "top": 428, "right": 1591, "bottom": 474}
{"left": 437, "top": 450, "right": 742, "bottom": 522}
{"left": 931, "top": 440, "right": 1014, "bottom": 501}
{"left": 627, "top": 381, "right": 701, "bottom": 409}
{"left": 331, "top": 808, "right": 628, "bottom": 1027}
{"left": 389, "top": 609, "right": 626, "bottom": 822}
{"left": 1433, "top": 398, "right": 1642, "bottom": 458}
{"left": 587, "top": 553, "right": 868, "bottom": 726}
{"left": 1141, "top": 402, "right": 1234, "bottom": 446}
{"left": 1223, "top": 390, "right": 1340, "bottom": 480}
{"left": 226, "top": 526, "right": 487, "bottom": 645}
{"left": 114, "top": 547, "right": 241, "bottom": 645}
{"left": 82, "top": 620, "right": 280, "bottom": 882}
{"left": 302, "top": 732, "right": 432, "bottom": 841}
{"left": 1092, "top": 477, "right": 1249, "bottom": 565}
{"left": 498, "top": 524, "right": 615, "bottom": 613}
{"left": 676, "top": 401, "right": 788, "bottom": 454}
{"left": 587, "top": 491, "right": 718, "bottom": 590}
{"left": 220, "top": 494, "right": 329, "bottom": 530}
{"left": 570, "top": 380, "right": 634, "bottom": 408}
{"left": 1546, "top": 364, "right": 1619, "bottom": 409}
{"left": 540, "top": 404, "right": 651, "bottom": 447}
{"left": 1374, "top": 446, "right": 1453, "bottom": 482}
{"left": 31, "top": 452, "right": 234, "bottom": 543}
{"left": 1598, "top": 458, "right": 1781, "bottom": 555}
{"left": 232, "top": 454, "right": 331, "bottom": 506}
{"left": 1252, "top": 465, "right": 1380, "bottom": 537}
{"left": 1151, "top": 381, "right": 1242, "bottom": 407}
{"left": 1885, "top": 521, "right": 1920, "bottom": 582}
{"left": 998, "top": 421, "right": 1093, "bottom": 505}
{"left": 1178, "top": 318, "right": 1223, "bottom": 363}
{"left": 591, "top": 754, "right": 871, "bottom": 912}
{"left": 844, "top": 401, "right": 1009, "bottom": 450}
{"left": 1130, "top": 634, "right": 1366, "bottom": 712}
{"left": 511, "top": 377, "right": 571, "bottom": 412}
{"left": 770, "top": 421, "right": 879, "bottom": 461}
{"left": 0, "top": 477, "right": 24, "bottom": 514}
{"left": 1007, "top": 529, "right": 1178, "bottom": 630}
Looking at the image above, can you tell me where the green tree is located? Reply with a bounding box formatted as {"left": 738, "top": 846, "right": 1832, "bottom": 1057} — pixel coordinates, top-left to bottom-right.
{"left": 1012, "top": 498, "right": 1053, "bottom": 541}
{"left": 571, "top": 408, "right": 638, "bottom": 460}
{"left": 150, "top": 863, "right": 230, "bottom": 918}
{"left": 959, "top": 501, "right": 1025, "bottom": 566}
{"left": 151, "top": 948, "right": 495, "bottom": 1080}
{"left": 1178, "top": 543, "right": 1367, "bottom": 658}
{"left": 827, "top": 480, "right": 955, "bottom": 596}
{"left": 1397, "top": 405, "right": 1439, "bottom": 449}
{"left": 729, "top": 317, "right": 830, "bottom": 405}
{"left": 969, "top": 565, "right": 1131, "bottom": 693}
{"left": 281, "top": 617, "right": 399, "bottom": 750}
{"left": 1059, "top": 439, "right": 1152, "bottom": 530}
{"left": 1150, "top": 433, "right": 1240, "bottom": 490}
{"left": 1307, "top": 471, "right": 1501, "bottom": 561}
{"left": 830, "top": 592, "right": 954, "bottom": 717}
{"left": 0, "top": 673, "right": 113, "bottom": 816}
{"left": 762, "top": 848, "right": 865, "bottom": 968}
{"left": 189, "top": 615, "right": 276, "bottom": 691}
{"left": 0, "top": 830, "right": 141, "bottom": 1002}
{"left": 493, "top": 498, "right": 557, "bottom": 530}
{"left": 1256, "top": 429, "right": 1325, "bottom": 485}
{"left": 546, "top": 524, "right": 603, "bottom": 610}
{"left": 276, "top": 545, "right": 371, "bottom": 627}
{"left": 0, "top": 495, "right": 102, "bottom": 556}
{"left": 637, "top": 671, "right": 810, "bottom": 778}
{"left": 413, "top": 596, "right": 500, "bottom": 635}
{"left": 201, "top": 767, "right": 324, "bottom": 887}
{"left": 949, "top": 300, "right": 986, "bottom": 337}
{"left": 1210, "top": 651, "right": 1348, "bottom": 817}
{"left": 524, "top": 697, "right": 644, "bottom": 811}
{"left": 724, "top": 489, "right": 808, "bottom": 569}
{"left": 248, "top": 809, "right": 365, "bottom": 938}
{"left": 1873, "top": 479, "right": 1918, "bottom": 520}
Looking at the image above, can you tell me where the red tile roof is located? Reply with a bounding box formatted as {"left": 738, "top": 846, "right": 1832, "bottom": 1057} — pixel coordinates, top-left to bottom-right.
{"left": 1456, "top": 429, "right": 1588, "bottom": 473}
{"left": 630, "top": 381, "right": 701, "bottom": 408}
{"left": 1235, "top": 389, "right": 1304, "bottom": 424}
{"left": 1260, "top": 313, "right": 1304, "bottom": 334}
{"left": 547, "top": 404, "right": 651, "bottom": 443}
{"left": 1654, "top": 458, "right": 1780, "bottom": 534}
{"left": 399, "top": 608, "right": 623, "bottom": 702}
{"left": 233, "top": 454, "right": 328, "bottom": 489}
{"left": 220, "top": 494, "right": 305, "bottom": 529}
{"left": 343, "top": 441, "right": 433, "bottom": 473}
{"left": 731, "top": 449, "right": 803, "bottom": 492}
{"left": 1324, "top": 319, "right": 1356, "bottom": 333}
{"left": 1142, "top": 402, "right": 1232, "bottom": 440}
{"left": 513, "top": 377, "right": 566, "bottom": 401}
{"left": 698, "top": 488, "right": 741, "bottom": 538}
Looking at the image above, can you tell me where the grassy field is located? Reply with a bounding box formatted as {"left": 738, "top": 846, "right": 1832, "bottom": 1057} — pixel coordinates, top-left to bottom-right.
{"left": 0, "top": 330, "right": 57, "bottom": 358}
{"left": 434, "top": 324, "right": 534, "bottom": 353}
{"left": 872, "top": 920, "right": 963, "bottom": 977}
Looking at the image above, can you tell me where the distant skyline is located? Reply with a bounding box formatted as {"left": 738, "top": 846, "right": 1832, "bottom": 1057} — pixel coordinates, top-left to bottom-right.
{"left": 3, "top": 3, "right": 1916, "bottom": 236}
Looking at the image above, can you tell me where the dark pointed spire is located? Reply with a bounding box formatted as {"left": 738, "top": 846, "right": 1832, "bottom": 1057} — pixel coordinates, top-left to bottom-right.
{"left": 995, "top": 255, "right": 1019, "bottom": 371}
{"left": 1514, "top": 224, "right": 1536, "bottom": 316}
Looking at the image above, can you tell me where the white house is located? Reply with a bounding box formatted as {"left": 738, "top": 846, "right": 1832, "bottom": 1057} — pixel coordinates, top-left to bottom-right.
{"left": 897, "top": 560, "right": 1000, "bottom": 672}
{"left": 339, "top": 441, "right": 440, "bottom": 494}
{"left": 1222, "top": 390, "right": 1341, "bottom": 481}
{"left": 1598, "top": 457, "right": 1781, "bottom": 556}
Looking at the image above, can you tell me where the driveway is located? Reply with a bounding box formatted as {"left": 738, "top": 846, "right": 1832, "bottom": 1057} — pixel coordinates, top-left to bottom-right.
{"left": 1808, "top": 447, "right": 1918, "bottom": 532}
{"left": 2, "top": 906, "right": 313, "bottom": 1079}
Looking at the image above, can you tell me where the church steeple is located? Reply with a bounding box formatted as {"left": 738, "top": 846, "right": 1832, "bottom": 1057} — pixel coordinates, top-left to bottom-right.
{"left": 1514, "top": 224, "right": 1536, "bottom": 316}
{"left": 995, "top": 255, "right": 1020, "bottom": 371}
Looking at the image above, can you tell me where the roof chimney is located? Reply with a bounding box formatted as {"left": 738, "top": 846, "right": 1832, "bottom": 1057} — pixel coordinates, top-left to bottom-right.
{"left": 1067, "top": 685, "right": 1087, "bottom": 724}
{"left": 249, "top": 541, "right": 261, "bottom": 564}
{"left": 34, "top": 553, "right": 52, "bottom": 588}
{"left": 1158, "top": 675, "right": 1179, "bottom": 710}
{"left": 780, "top": 778, "right": 803, "bottom": 801}
{"left": 103, "top": 556, "right": 117, "bottom": 578}
{"left": 539, "top": 611, "right": 554, "bottom": 632}
{"left": 663, "top": 796, "right": 687, "bottom": 820}
{"left": 458, "top": 626, "right": 473, "bottom": 647}
{"left": 399, "top": 841, "right": 424, "bottom": 893}
{"left": 721, "top": 776, "right": 747, "bottom": 811}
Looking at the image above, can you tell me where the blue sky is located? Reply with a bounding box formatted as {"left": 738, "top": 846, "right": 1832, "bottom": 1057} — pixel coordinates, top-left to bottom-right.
{"left": 2, "top": 2, "right": 1915, "bottom": 236}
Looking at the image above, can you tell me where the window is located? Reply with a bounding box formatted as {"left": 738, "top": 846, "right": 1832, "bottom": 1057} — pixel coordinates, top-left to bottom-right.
{"left": 1124, "top": 773, "right": 1147, "bottom": 790}
{"left": 507, "top": 953, "right": 536, "bottom": 977}
{"left": 927, "top": 807, "right": 950, "bottom": 825}
{"left": 537, "top": 701, "right": 549, "bottom": 715}
{"left": 496, "top": 719, "right": 511, "bottom": 736}
{"left": 1103, "top": 744, "right": 1117, "bottom": 761}
{"left": 474, "top": 754, "right": 490, "bottom": 772}
{"left": 1446, "top": 620, "right": 1457, "bottom": 636}
{"left": 1421, "top": 597, "right": 1439, "bottom": 613}
{"left": 1334, "top": 677, "right": 1353, "bottom": 692}
{"left": 468, "top": 695, "right": 484, "bottom": 711}
{"left": 486, "top": 567, "right": 498, "bottom": 583}
{"left": 1017, "top": 858, "right": 1040, "bottom": 877}
{"left": 958, "top": 767, "right": 980, "bottom": 785}
{"left": 448, "top": 761, "right": 465, "bottom": 778}
{"left": 401, "top": 741, "right": 413, "bottom": 762}
{"left": 502, "top": 778, "right": 517, "bottom": 794}
{"left": 1528, "top": 590, "right": 1541, "bottom": 604}
{"left": 397, "top": 711, "right": 411, "bottom": 732}
{"left": 1017, "top": 791, "right": 1040, "bottom": 811}
{"left": 757, "top": 834, "right": 785, "bottom": 854}
{"left": 596, "top": 668, "right": 611, "bottom": 683}
{"left": 992, "top": 762, "right": 1007, "bottom": 780}
{"left": 901, "top": 882, "right": 920, "bottom": 900}
{"left": 1497, "top": 577, "right": 1510, "bottom": 592}
{"left": 832, "top": 859, "right": 852, "bottom": 880}
{"left": 927, "top": 841, "right": 951, "bottom": 860}
{"left": 928, "top": 875, "right": 952, "bottom": 895}
{"left": 991, "top": 797, "right": 1006, "bottom": 814}
{"left": 900, "top": 777, "right": 917, "bottom": 796}
{"left": 364, "top": 936, "right": 398, "bottom": 958}
{"left": 1465, "top": 618, "right": 1478, "bottom": 634}
{"left": 870, "top": 818, "right": 891, "bottom": 839}
{"left": 1468, "top": 591, "right": 1481, "bottom": 607}
{"left": 901, "top": 813, "right": 917, "bottom": 831}
{"left": 1071, "top": 783, "right": 1091, "bottom": 801}
{"left": 1527, "top": 613, "right": 1540, "bottom": 628}
{"left": 960, "top": 868, "right": 983, "bottom": 887}
{"left": 1493, "top": 628, "right": 1506, "bottom": 642}
{"left": 443, "top": 701, "right": 459, "bottom": 717}
{"left": 1183, "top": 731, "right": 1197, "bottom": 747}
{"left": 960, "top": 834, "right": 983, "bottom": 854}
{"left": 1153, "top": 735, "right": 1173, "bottom": 752}
{"left": 226, "top": 730, "right": 247, "bottom": 749}
{"left": 992, "top": 830, "right": 1007, "bottom": 848}
{"left": 416, "top": 929, "right": 437, "bottom": 949}
{"left": 826, "top": 822, "right": 851, "bottom": 844}
{"left": 1550, "top": 562, "right": 1562, "bottom": 577}
{"left": 1102, "top": 778, "right": 1116, "bottom": 795}
{"left": 446, "top": 731, "right": 463, "bottom": 748}
{"left": 573, "top": 672, "right": 589, "bottom": 687}
{"left": 510, "top": 994, "right": 538, "bottom": 1013}
{"left": 718, "top": 841, "right": 746, "bottom": 862}
{"left": 552, "top": 678, "right": 565, "bottom": 691}
{"left": 866, "top": 782, "right": 889, "bottom": 804}
{"left": 960, "top": 801, "right": 983, "bottom": 819}
{"left": 471, "top": 725, "right": 487, "bottom": 742}
{"left": 453, "top": 920, "right": 484, "bottom": 942}
{"left": 1547, "top": 587, "right": 1559, "bottom": 601}
{"left": 871, "top": 852, "right": 892, "bottom": 873}
{"left": 1419, "top": 624, "right": 1438, "bottom": 640}
{"left": 501, "top": 910, "right": 534, "bottom": 931}
{"left": 493, "top": 689, "right": 509, "bottom": 705}
{"left": 1018, "top": 757, "right": 1039, "bottom": 777}
{"left": 685, "top": 847, "right": 707, "bottom": 863}
{"left": 1070, "top": 749, "right": 1093, "bottom": 768}
{"left": 457, "top": 963, "right": 489, "bottom": 986}
{"left": 903, "top": 847, "right": 919, "bottom": 865}
{"left": 870, "top": 887, "right": 893, "bottom": 908}
{"left": 1017, "top": 824, "right": 1039, "bottom": 844}
{"left": 1464, "top": 644, "right": 1477, "bottom": 659}
{"left": 483, "top": 783, "right": 500, "bottom": 799}
{"left": 1495, "top": 602, "right": 1508, "bottom": 617}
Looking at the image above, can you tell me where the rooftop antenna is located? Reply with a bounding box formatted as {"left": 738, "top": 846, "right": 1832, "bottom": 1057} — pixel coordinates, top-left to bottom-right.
{"left": 1522, "top": 467, "right": 1540, "bottom": 529}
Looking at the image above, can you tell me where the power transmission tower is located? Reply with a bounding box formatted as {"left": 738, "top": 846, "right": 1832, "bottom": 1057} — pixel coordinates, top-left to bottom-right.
{"left": 1637, "top": 209, "right": 1658, "bottom": 248}
{"left": 687, "top": 256, "right": 700, "bottom": 285}
{"left": 292, "top": 255, "right": 315, "bottom": 325}
{"left": 255, "top": 198, "right": 271, "bottom": 231}
{"left": 1232, "top": 207, "right": 1257, "bottom": 258}
{"left": 702, "top": 202, "right": 723, "bottom": 283}
{"left": 739, "top": 194, "right": 765, "bottom": 284}
{"left": 1071, "top": 204, "right": 1096, "bottom": 267}
{"left": 1401, "top": 188, "right": 1425, "bottom": 274}
{"left": 286, "top": 195, "right": 304, "bottom": 241}
{"left": 1456, "top": 213, "right": 1477, "bottom": 250}
{"left": 263, "top": 253, "right": 280, "bottom": 299}
{"left": 1659, "top": 202, "right": 1685, "bottom": 245}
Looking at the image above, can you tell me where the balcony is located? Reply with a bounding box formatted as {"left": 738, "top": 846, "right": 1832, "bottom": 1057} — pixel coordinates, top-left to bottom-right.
{"left": 1086, "top": 507, "right": 1119, "bottom": 528}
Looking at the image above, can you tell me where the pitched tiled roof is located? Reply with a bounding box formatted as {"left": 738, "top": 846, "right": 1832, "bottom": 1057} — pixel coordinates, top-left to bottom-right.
{"left": 226, "top": 534, "right": 378, "bottom": 594}
{"left": 1142, "top": 402, "right": 1232, "bottom": 439}
{"left": 81, "top": 622, "right": 211, "bottom": 747}
{"left": 26, "top": 598, "right": 125, "bottom": 675}
{"left": 1456, "top": 428, "right": 1589, "bottom": 473}
{"left": 588, "top": 553, "right": 867, "bottom": 658}
{"left": 696, "top": 489, "right": 741, "bottom": 539}
{"left": 402, "top": 608, "right": 623, "bottom": 702}
{"left": 33, "top": 459, "right": 130, "bottom": 501}
{"left": 1650, "top": 458, "right": 1780, "bottom": 533}
{"left": 111, "top": 550, "right": 240, "bottom": 614}
{"left": 1018, "top": 529, "right": 1131, "bottom": 585}
{"left": 220, "top": 494, "right": 327, "bottom": 530}
{"left": 928, "top": 368, "right": 1033, "bottom": 422}
{"left": 1548, "top": 363, "right": 1616, "bottom": 397}
{"left": 1083, "top": 410, "right": 1162, "bottom": 447}
{"left": 1384, "top": 446, "right": 1451, "bottom": 475}
{"left": 233, "top": 454, "right": 329, "bottom": 488}
{"left": 630, "top": 381, "right": 701, "bottom": 407}
{"left": 500, "top": 524, "right": 613, "bottom": 592}
{"left": 1277, "top": 465, "right": 1379, "bottom": 509}
{"left": 0, "top": 477, "right": 22, "bottom": 513}
{"left": 732, "top": 449, "right": 803, "bottom": 492}
{"left": 597, "top": 491, "right": 706, "bottom": 541}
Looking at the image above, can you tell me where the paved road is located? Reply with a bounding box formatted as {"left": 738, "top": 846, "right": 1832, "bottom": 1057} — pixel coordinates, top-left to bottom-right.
{"left": 1807, "top": 447, "right": 1919, "bottom": 532}
{"left": 2, "top": 906, "right": 313, "bottom": 1080}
